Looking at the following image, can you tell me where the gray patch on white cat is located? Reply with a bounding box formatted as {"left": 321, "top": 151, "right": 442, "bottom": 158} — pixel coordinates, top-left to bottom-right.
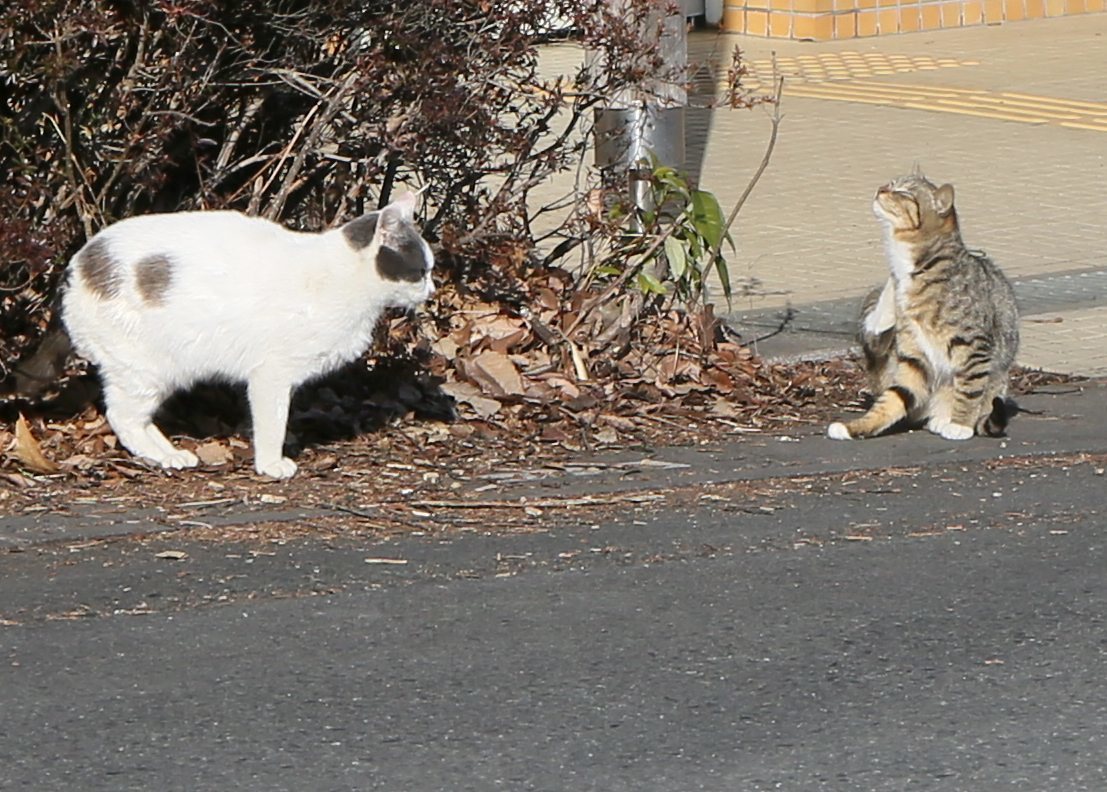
{"left": 78, "top": 238, "right": 123, "bottom": 300}
{"left": 376, "top": 225, "right": 430, "bottom": 283}
{"left": 341, "top": 214, "right": 379, "bottom": 250}
{"left": 135, "top": 254, "right": 174, "bottom": 305}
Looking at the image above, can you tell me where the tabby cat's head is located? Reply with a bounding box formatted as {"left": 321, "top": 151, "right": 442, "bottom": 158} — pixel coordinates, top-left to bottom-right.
{"left": 872, "top": 173, "right": 959, "bottom": 241}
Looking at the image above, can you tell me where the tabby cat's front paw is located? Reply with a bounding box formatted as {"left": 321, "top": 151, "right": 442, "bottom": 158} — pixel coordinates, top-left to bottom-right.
{"left": 927, "top": 418, "right": 973, "bottom": 441}
{"left": 940, "top": 423, "right": 974, "bottom": 441}
{"left": 827, "top": 422, "right": 852, "bottom": 440}
{"left": 256, "top": 457, "right": 298, "bottom": 479}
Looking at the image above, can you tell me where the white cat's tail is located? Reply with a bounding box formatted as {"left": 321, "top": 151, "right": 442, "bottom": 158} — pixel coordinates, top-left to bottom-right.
{"left": 2, "top": 324, "right": 74, "bottom": 399}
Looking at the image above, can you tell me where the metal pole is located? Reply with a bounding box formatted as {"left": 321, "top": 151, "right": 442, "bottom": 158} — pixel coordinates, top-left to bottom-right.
{"left": 591, "top": 0, "right": 688, "bottom": 219}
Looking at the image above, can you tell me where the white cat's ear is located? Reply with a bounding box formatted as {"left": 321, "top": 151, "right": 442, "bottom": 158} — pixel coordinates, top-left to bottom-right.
{"left": 341, "top": 214, "right": 379, "bottom": 250}
{"left": 384, "top": 191, "right": 418, "bottom": 222}
{"left": 372, "top": 195, "right": 432, "bottom": 283}
{"left": 935, "top": 184, "right": 955, "bottom": 215}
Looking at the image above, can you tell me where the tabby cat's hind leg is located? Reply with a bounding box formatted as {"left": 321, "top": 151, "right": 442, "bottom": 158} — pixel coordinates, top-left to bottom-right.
{"left": 976, "top": 396, "right": 1011, "bottom": 437}
{"left": 930, "top": 346, "right": 1009, "bottom": 440}
{"left": 828, "top": 355, "right": 928, "bottom": 440}
{"left": 972, "top": 378, "right": 1013, "bottom": 437}
{"left": 828, "top": 386, "right": 913, "bottom": 439}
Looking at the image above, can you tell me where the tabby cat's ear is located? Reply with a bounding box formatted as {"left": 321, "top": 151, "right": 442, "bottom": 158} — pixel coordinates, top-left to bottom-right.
{"left": 935, "top": 184, "right": 955, "bottom": 216}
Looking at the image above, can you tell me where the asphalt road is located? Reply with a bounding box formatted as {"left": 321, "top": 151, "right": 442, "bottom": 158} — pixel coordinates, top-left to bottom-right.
{"left": 2, "top": 449, "right": 1106, "bottom": 791}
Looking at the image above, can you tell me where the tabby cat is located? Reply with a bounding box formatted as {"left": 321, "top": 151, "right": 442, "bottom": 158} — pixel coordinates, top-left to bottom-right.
{"left": 828, "top": 173, "right": 1019, "bottom": 441}
{"left": 49, "top": 192, "right": 434, "bottom": 479}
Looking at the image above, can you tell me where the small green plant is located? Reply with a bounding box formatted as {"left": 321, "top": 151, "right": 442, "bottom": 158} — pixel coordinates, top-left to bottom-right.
{"left": 594, "top": 155, "right": 734, "bottom": 309}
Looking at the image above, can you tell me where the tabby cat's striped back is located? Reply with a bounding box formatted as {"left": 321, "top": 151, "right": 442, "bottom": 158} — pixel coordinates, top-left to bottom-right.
{"left": 828, "top": 173, "right": 1019, "bottom": 441}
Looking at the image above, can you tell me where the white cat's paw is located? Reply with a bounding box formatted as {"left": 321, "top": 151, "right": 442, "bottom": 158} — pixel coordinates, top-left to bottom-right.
{"left": 159, "top": 450, "right": 199, "bottom": 470}
{"left": 256, "top": 457, "right": 298, "bottom": 480}
{"left": 827, "top": 422, "right": 852, "bottom": 440}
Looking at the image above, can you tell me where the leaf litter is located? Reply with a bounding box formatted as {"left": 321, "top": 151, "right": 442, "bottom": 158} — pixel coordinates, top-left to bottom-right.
{"left": 0, "top": 260, "right": 1086, "bottom": 542}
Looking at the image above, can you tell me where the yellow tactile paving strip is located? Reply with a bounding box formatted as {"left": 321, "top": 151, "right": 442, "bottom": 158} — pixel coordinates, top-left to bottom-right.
{"left": 785, "top": 81, "right": 1107, "bottom": 130}
{"left": 695, "top": 50, "right": 1107, "bottom": 132}
{"left": 745, "top": 52, "right": 979, "bottom": 84}
{"left": 693, "top": 51, "right": 977, "bottom": 91}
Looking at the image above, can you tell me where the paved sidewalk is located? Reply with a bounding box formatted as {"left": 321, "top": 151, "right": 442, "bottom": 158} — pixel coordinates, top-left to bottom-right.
{"left": 536, "top": 14, "right": 1107, "bottom": 376}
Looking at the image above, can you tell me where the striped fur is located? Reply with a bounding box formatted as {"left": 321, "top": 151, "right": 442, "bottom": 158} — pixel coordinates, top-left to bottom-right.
{"left": 828, "top": 173, "right": 1019, "bottom": 441}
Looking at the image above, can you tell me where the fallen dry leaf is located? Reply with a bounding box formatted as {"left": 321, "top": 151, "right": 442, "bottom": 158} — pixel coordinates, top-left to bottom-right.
{"left": 593, "top": 427, "right": 618, "bottom": 445}
{"left": 466, "top": 350, "right": 525, "bottom": 397}
{"left": 195, "top": 440, "right": 233, "bottom": 466}
{"left": 12, "top": 414, "right": 59, "bottom": 474}
{"left": 1, "top": 471, "right": 32, "bottom": 489}
{"left": 432, "top": 336, "right": 460, "bottom": 359}
{"left": 59, "top": 453, "right": 97, "bottom": 470}
{"left": 441, "top": 381, "right": 502, "bottom": 418}
{"left": 155, "top": 550, "right": 189, "bottom": 560}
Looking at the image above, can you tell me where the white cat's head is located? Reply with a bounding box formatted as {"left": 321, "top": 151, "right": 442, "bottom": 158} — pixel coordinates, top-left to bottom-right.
{"left": 341, "top": 191, "right": 435, "bottom": 308}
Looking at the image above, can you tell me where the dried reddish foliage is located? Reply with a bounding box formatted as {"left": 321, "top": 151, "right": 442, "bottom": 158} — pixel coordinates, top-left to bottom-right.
{"left": 2, "top": 0, "right": 705, "bottom": 371}
{"left": 0, "top": 0, "right": 883, "bottom": 496}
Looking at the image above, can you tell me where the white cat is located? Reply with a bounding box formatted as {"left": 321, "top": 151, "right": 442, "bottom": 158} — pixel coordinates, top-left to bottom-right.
{"left": 60, "top": 192, "right": 435, "bottom": 479}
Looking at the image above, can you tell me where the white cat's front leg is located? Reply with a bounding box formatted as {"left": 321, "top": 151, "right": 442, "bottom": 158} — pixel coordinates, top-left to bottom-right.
{"left": 247, "top": 375, "right": 297, "bottom": 479}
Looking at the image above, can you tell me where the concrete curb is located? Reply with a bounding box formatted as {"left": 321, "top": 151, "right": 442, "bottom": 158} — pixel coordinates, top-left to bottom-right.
{"left": 484, "top": 380, "right": 1107, "bottom": 500}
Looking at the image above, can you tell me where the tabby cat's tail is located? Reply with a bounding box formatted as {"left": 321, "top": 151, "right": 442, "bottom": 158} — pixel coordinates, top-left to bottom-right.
{"left": 976, "top": 396, "right": 1014, "bottom": 437}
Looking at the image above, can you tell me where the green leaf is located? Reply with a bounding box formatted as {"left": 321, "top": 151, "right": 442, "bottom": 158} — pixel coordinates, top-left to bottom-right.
{"left": 713, "top": 253, "right": 733, "bottom": 306}
{"left": 686, "top": 233, "right": 703, "bottom": 261}
{"left": 654, "top": 167, "right": 689, "bottom": 196}
{"left": 637, "top": 271, "right": 668, "bottom": 295}
{"left": 690, "top": 189, "right": 726, "bottom": 250}
{"left": 664, "top": 235, "right": 687, "bottom": 280}
{"left": 593, "top": 264, "right": 622, "bottom": 277}
{"left": 653, "top": 164, "right": 678, "bottom": 181}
